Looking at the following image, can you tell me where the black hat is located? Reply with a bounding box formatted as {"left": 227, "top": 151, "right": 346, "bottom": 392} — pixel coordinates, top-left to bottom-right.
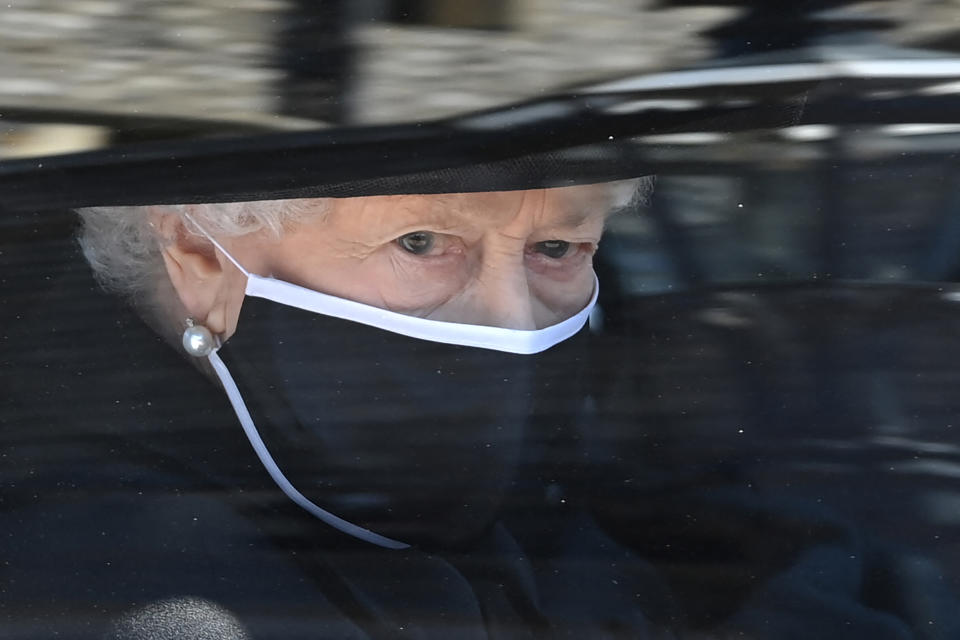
{"left": 0, "top": 51, "right": 836, "bottom": 213}
{"left": 7, "top": 51, "right": 957, "bottom": 211}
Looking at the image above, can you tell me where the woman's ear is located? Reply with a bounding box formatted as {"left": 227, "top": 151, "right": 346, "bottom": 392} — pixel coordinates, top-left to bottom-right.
{"left": 151, "top": 209, "right": 235, "bottom": 335}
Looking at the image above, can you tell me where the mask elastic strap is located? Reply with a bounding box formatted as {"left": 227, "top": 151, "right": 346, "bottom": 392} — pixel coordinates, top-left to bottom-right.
{"left": 181, "top": 212, "right": 409, "bottom": 549}
{"left": 181, "top": 212, "right": 251, "bottom": 277}
{"left": 208, "top": 349, "right": 411, "bottom": 550}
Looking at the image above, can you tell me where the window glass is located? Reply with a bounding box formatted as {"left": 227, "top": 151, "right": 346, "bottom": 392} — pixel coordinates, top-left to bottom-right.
{"left": 4, "top": 3, "right": 960, "bottom": 639}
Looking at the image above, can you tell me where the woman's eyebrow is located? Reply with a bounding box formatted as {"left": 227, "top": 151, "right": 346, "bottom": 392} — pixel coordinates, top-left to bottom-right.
{"left": 358, "top": 196, "right": 472, "bottom": 241}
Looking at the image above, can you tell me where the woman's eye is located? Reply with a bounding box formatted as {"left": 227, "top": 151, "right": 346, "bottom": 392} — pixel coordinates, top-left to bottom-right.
{"left": 397, "top": 231, "right": 435, "bottom": 255}
{"left": 534, "top": 240, "right": 572, "bottom": 259}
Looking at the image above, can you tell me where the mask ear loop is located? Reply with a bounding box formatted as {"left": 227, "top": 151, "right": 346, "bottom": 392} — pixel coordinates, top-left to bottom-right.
{"left": 180, "top": 212, "right": 410, "bottom": 550}
{"left": 208, "top": 349, "right": 410, "bottom": 549}
{"left": 181, "top": 212, "right": 252, "bottom": 278}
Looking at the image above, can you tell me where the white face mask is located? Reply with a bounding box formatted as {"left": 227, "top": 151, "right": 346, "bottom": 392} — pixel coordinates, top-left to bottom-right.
{"left": 189, "top": 218, "right": 599, "bottom": 549}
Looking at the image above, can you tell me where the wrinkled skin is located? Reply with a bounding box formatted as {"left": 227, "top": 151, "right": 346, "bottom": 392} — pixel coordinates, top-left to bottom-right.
{"left": 155, "top": 186, "right": 613, "bottom": 338}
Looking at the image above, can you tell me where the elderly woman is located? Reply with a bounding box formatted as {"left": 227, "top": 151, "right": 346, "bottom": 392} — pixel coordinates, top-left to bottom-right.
{"left": 0, "top": 183, "right": 680, "bottom": 640}
{"left": 7, "top": 181, "right": 953, "bottom": 639}
{"left": 75, "top": 187, "right": 618, "bottom": 552}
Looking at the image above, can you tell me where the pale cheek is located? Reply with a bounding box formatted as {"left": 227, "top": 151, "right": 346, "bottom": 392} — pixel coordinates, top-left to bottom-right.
{"left": 529, "top": 260, "right": 597, "bottom": 325}
{"left": 271, "top": 253, "right": 393, "bottom": 309}
{"left": 372, "top": 252, "right": 471, "bottom": 315}
{"left": 264, "top": 241, "right": 595, "bottom": 327}
{"left": 377, "top": 252, "right": 595, "bottom": 324}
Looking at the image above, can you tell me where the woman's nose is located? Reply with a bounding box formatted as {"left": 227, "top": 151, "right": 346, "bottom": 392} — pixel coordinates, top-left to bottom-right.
{"left": 470, "top": 250, "right": 538, "bottom": 330}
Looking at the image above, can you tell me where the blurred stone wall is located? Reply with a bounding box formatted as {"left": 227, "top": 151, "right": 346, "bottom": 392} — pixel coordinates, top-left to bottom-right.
{"left": 1, "top": 0, "right": 288, "bottom": 123}
{"left": 886, "top": 0, "right": 960, "bottom": 50}
{"left": 1, "top": 0, "right": 735, "bottom": 134}
{"left": 2, "top": 0, "right": 960, "bottom": 155}
{"left": 349, "top": 0, "right": 736, "bottom": 122}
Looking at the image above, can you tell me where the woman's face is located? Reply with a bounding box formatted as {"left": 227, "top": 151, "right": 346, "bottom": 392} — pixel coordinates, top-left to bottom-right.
{"left": 162, "top": 185, "right": 613, "bottom": 339}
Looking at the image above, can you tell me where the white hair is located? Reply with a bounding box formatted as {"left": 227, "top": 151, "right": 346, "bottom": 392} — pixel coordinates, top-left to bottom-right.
{"left": 76, "top": 199, "right": 325, "bottom": 346}
{"left": 76, "top": 199, "right": 322, "bottom": 302}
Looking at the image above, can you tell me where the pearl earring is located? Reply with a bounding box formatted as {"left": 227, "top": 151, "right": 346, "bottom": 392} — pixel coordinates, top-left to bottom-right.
{"left": 182, "top": 318, "right": 218, "bottom": 357}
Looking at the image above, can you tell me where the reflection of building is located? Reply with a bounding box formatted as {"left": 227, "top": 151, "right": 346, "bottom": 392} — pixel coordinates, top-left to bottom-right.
{"left": 0, "top": 0, "right": 735, "bottom": 158}
{"left": 0, "top": 0, "right": 302, "bottom": 158}
{"left": 2, "top": 1, "right": 960, "bottom": 157}
{"left": 1, "top": 0, "right": 289, "bottom": 123}
{"left": 348, "top": 0, "right": 735, "bottom": 122}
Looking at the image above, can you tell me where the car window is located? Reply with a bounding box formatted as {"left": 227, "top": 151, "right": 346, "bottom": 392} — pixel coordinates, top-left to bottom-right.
{"left": 4, "top": 3, "right": 960, "bottom": 639}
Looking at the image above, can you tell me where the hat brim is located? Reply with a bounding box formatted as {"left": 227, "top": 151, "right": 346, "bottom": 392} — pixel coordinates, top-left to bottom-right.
{"left": 0, "top": 86, "right": 815, "bottom": 211}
